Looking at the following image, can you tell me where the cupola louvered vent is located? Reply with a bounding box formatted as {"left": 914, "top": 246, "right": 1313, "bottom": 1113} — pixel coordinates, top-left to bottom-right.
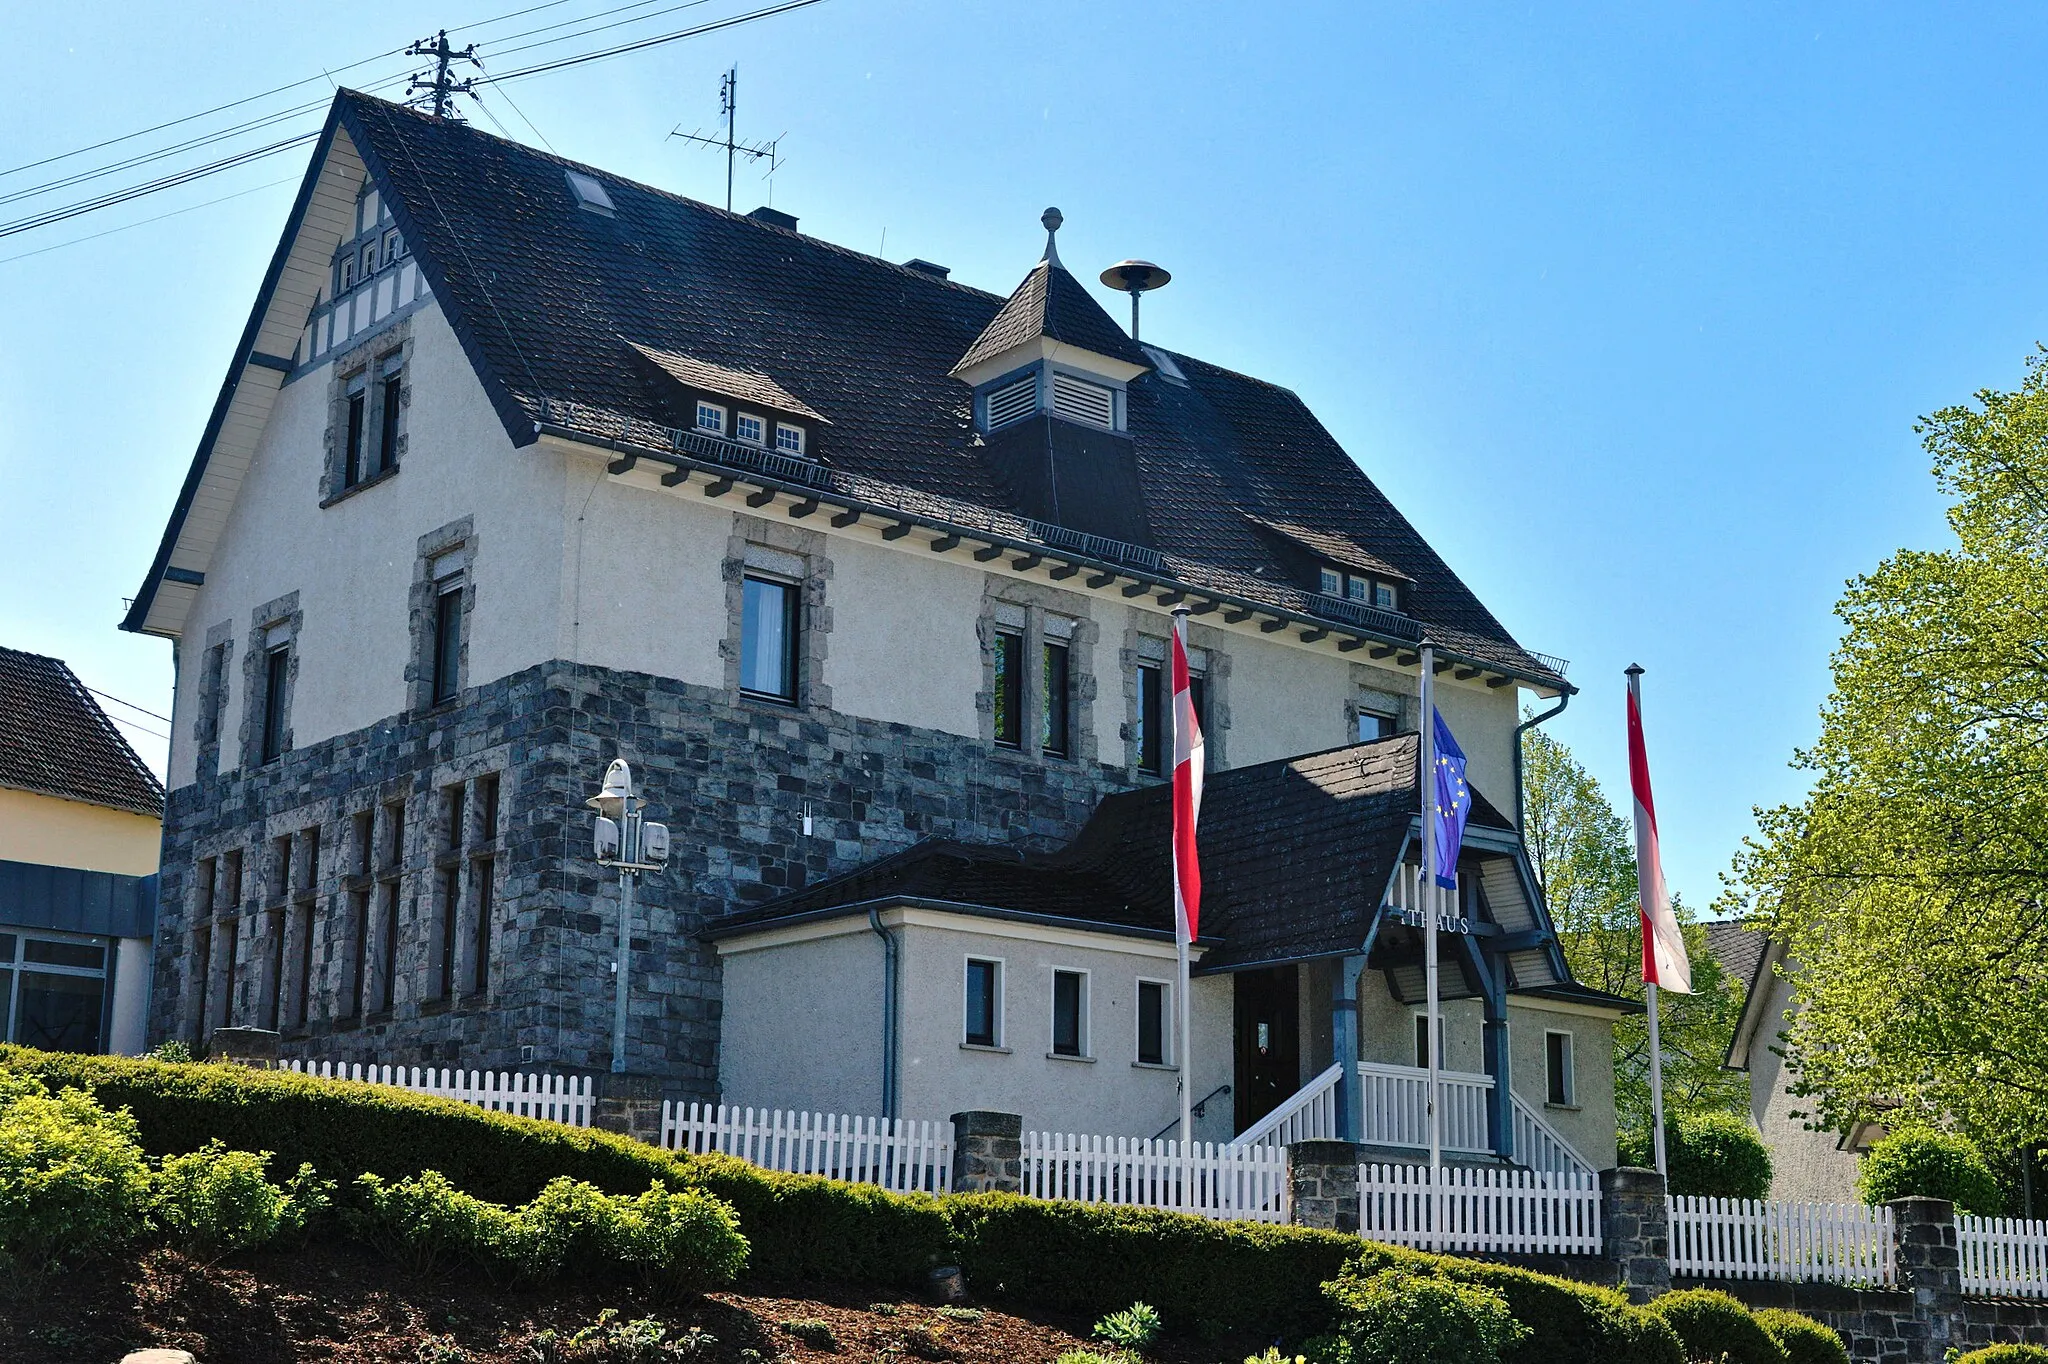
{"left": 1051, "top": 372, "right": 1115, "bottom": 427}
{"left": 986, "top": 374, "right": 1038, "bottom": 430}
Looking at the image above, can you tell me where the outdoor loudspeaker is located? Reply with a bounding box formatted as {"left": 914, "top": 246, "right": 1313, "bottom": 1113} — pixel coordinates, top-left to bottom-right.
{"left": 593, "top": 816, "right": 621, "bottom": 862}
{"left": 643, "top": 822, "right": 671, "bottom": 863}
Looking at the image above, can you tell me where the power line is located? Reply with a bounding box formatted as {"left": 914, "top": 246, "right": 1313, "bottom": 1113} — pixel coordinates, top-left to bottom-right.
{"left": 0, "top": 133, "right": 322, "bottom": 242}
{"left": 0, "top": 174, "right": 299, "bottom": 268}
{"left": 482, "top": 0, "right": 834, "bottom": 83}
{"left": 86, "top": 687, "right": 173, "bottom": 725}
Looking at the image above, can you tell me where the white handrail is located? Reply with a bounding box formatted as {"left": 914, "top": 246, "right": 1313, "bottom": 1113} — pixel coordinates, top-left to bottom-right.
{"left": 1356, "top": 1061, "right": 1493, "bottom": 1153}
{"left": 1509, "top": 1093, "right": 1596, "bottom": 1180}
{"left": 1232, "top": 1063, "right": 1343, "bottom": 1149}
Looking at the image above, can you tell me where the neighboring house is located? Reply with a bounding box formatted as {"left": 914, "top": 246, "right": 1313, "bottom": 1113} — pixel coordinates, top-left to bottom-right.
{"left": 121, "top": 89, "right": 1620, "bottom": 1169}
{"left": 0, "top": 647, "right": 163, "bottom": 1054}
{"left": 1710, "top": 921, "right": 1870, "bottom": 1202}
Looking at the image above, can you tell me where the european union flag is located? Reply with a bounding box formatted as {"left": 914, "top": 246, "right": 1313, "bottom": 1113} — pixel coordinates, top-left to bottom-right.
{"left": 1432, "top": 707, "right": 1471, "bottom": 889}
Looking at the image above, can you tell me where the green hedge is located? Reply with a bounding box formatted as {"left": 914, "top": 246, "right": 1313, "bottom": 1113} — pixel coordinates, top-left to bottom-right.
{"left": 1752, "top": 1308, "right": 1848, "bottom": 1364}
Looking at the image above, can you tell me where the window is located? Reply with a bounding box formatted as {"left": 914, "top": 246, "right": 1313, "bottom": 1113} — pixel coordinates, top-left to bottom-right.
{"left": 1051, "top": 969, "right": 1088, "bottom": 1058}
{"left": 964, "top": 958, "right": 1001, "bottom": 1048}
{"left": 200, "top": 641, "right": 231, "bottom": 746}
{"left": 343, "top": 379, "right": 368, "bottom": 486}
{"left": 1373, "top": 583, "right": 1396, "bottom": 609}
{"left": 437, "top": 866, "right": 460, "bottom": 1001}
{"left": 1319, "top": 567, "right": 1342, "bottom": 596}
{"left": 565, "top": 168, "right": 616, "bottom": 215}
{"left": 992, "top": 630, "right": 1023, "bottom": 748}
{"left": 695, "top": 402, "right": 726, "bottom": 435}
{"left": 362, "top": 240, "right": 378, "bottom": 274}
{"left": 189, "top": 856, "right": 215, "bottom": 1037}
{"left": 339, "top": 255, "right": 356, "bottom": 291}
{"left": 376, "top": 364, "right": 402, "bottom": 474}
{"left": 473, "top": 853, "right": 495, "bottom": 995}
{"left": 1413, "top": 1013, "right": 1445, "bottom": 1069}
{"left": 2, "top": 933, "right": 108, "bottom": 1053}
{"left": 774, "top": 424, "right": 805, "bottom": 455}
{"left": 735, "top": 413, "right": 765, "bottom": 445}
{"left": 1357, "top": 710, "right": 1395, "bottom": 743}
{"left": 739, "top": 575, "right": 799, "bottom": 701}
{"left": 1319, "top": 565, "right": 1400, "bottom": 611}
{"left": 384, "top": 228, "right": 401, "bottom": 262}
{"left": 1546, "top": 1031, "right": 1576, "bottom": 1106}
{"left": 1136, "top": 662, "right": 1163, "bottom": 774}
{"left": 1040, "top": 639, "right": 1071, "bottom": 757}
{"left": 430, "top": 579, "right": 463, "bottom": 706}
{"left": 260, "top": 643, "right": 290, "bottom": 763}
{"left": 1137, "top": 979, "right": 1169, "bottom": 1065}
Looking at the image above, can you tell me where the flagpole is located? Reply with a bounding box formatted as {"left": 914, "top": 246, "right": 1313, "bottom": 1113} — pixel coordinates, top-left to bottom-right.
{"left": 1627, "top": 663, "right": 1671, "bottom": 1181}
{"left": 1420, "top": 643, "right": 1442, "bottom": 1248}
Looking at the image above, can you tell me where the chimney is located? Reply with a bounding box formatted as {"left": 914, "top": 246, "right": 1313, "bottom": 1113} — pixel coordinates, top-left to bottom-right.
{"left": 747, "top": 206, "right": 798, "bottom": 232}
{"left": 903, "top": 258, "right": 951, "bottom": 280}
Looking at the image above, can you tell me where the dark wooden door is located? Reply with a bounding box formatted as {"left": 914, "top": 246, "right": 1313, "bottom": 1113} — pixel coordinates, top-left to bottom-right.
{"left": 1233, "top": 965, "right": 1300, "bottom": 1133}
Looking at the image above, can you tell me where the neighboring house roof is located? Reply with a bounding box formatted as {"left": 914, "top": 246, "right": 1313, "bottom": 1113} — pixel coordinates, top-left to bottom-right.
{"left": 1705, "top": 918, "right": 1781, "bottom": 1070}
{"left": 0, "top": 648, "right": 165, "bottom": 818}
{"left": 121, "top": 91, "right": 1566, "bottom": 693}
{"left": 719, "top": 733, "right": 1584, "bottom": 997}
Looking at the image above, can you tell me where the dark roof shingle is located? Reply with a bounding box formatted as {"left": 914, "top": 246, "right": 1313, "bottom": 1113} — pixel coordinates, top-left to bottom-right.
{"left": 0, "top": 648, "right": 164, "bottom": 818}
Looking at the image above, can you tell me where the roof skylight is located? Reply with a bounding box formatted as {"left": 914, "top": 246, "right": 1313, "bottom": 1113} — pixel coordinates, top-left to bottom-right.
{"left": 565, "top": 169, "right": 615, "bottom": 216}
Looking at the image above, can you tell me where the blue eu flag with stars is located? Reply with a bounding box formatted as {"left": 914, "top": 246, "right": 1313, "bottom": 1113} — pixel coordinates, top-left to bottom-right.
{"left": 1432, "top": 707, "right": 1471, "bottom": 889}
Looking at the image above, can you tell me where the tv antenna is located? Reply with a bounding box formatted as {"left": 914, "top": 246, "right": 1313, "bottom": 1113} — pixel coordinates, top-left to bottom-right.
{"left": 670, "top": 66, "right": 783, "bottom": 212}
{"left": 406, "top": 30, "right": 482, "bottom": 121}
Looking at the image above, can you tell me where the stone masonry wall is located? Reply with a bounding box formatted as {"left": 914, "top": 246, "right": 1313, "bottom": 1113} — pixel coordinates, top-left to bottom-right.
{"left": 150, "top": 657, "right": 1132, "bottom": 1088}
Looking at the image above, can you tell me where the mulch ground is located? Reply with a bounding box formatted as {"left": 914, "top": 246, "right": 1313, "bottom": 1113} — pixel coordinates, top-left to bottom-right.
{"left": 0, "top": 1241, "right": 1269, "bottom": 1364}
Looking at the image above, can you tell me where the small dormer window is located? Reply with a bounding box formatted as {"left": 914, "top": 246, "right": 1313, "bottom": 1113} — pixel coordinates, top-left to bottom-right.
{"left": 1373, "top": 582, "right": 1396, "bottom": 609}
{"left": 736, "top": 413, "right": 765, "bottom": 445}
{"left": 565, "top": 169, "right": 616, "bottom": 216}
{"left": 696, "top": 402, "right": 726, "bottom": 435}
{"left": 1051, "top": 371, "right": 1115, "bottom": 428}
{"left": 1321, "top": 565, "right": 1400, "bottom": 612}
{"left": 985, "top": 374, "right": 1037, "bottom": 431}
{"left": 775, "top": 424, "right": 805, "bottom": 455}
{"left": 385, "top": 229, "right": 402, "bottom": 261}
{"left": 1345, "top": 577, "right": 1367, "bottom": 602}
{"left": 339, "top": 255, "right": 356, "bottom": 291}
{"left": 362, "top": 241, "right": 378, "bottom": 274}
{"left": 1320, "top": 567, "right": 1341, "bottom": 596}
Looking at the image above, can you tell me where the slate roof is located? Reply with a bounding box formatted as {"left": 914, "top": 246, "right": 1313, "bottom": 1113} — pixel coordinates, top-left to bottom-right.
{"left": 123, "top": 90, "right": 1565, "bottom": 691}
{"left": 717, "top": 733, "right": 1525, "bottom": 974}
{"left": 1705, "top": 919, "right": 1767, "bottom": 990}
{"left": 954, "top": 256, "right": 1154, "bottom": 374}
{"left": 0, "top": 648, "right": 164, "bottom": 818}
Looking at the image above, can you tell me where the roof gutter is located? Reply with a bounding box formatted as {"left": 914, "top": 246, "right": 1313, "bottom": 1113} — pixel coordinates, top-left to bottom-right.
{"left": 538, "top": 422, "right": 1575, "bottom": 697}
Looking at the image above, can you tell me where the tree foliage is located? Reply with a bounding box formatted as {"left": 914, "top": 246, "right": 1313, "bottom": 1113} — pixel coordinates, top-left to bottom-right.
{"left": 1731, "top": 350, "right": 2048, "bottom": 1156}
{"left": 1522, "top": 727, "right": 1748, "bottom": 1130}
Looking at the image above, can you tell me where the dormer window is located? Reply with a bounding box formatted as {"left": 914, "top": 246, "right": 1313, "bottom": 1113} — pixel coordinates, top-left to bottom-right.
{"left": 1051, "top": 371, "right": 1115, "bottom": 428}
{"left": 736, "top": 413, "right": 765, "bottom": 445}
{"left": 695, "top": 402, "right": 726, "bottom": 435}
{"left": 1321, "top": 565, "right": 1400, "bottom": 611}
{"left": 774, "top": 424, "right": 805, "bottom": 455}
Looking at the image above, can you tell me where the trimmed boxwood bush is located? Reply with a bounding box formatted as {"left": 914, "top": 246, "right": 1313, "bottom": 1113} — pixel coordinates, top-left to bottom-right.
{"left": 0, "top": 1075, "right": 153, "bottom": 1272}
{"left": 154, "top": 1140, "right": 329, "bottom": 1257}
{"left": 1751, "top": 1309, "right": 1847, "bottom": 1364}
{"left": 1858, "top": 1127, "right": 2002, "bottom": 1215}
{"left": 1622, "top": 1112, "right": 1773, "bottom": 1200}
{"left": 1313, "top": 1266, "right": 1528, "bottom": 1364}
{"left": 1954, "top": 1348, "right": 2048, "bottom": 1364}
{"left": 1646, "top": 1288, "right": 1784, "bottom": 1364}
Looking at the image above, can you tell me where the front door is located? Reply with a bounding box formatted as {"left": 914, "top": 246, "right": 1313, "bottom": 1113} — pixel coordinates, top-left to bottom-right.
{"left": 1233, "top": 965, "right": 1300, "bottom": 1134}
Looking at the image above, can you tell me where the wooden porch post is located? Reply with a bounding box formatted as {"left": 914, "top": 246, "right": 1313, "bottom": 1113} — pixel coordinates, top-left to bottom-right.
{"left": 1460, "top": 935, "right": 1515, "bottom": 1161}
{"left": 1331, "top": 953, "right": 1365, "bottom": 1141}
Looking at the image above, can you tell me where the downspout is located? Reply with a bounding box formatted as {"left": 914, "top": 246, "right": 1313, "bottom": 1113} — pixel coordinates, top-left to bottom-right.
{"left": 1512, "top": 689, "right": 1571, "bottom": 834}
{"left": 868, "top": 907, "right": 899, "bottom": 1118}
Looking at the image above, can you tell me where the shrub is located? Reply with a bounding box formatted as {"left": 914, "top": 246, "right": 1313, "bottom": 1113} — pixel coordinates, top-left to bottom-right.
{"left": 1859, "top": 1128, "right": 2002, "bottom": 1214}
{"left": 1093, "top": 1301, "right": 1163, "bottom": 1351}
{"left": 931, "top": 1306, "right": 982, "bottom": 1323}
{"left": 1646, "top": 1288, "right": 1785, "bottom": 1364}
{"left": 779, "top": 1317, "right": 837, "bottom": 1348}
{"left": 1055, "top": 1355, "right": 1121, "bottom": 1364}
{"left": 348, "top": 1169, "right": 528, "bottom": 1277}
{"left": 156, "top": 1141, "right": 287, "bottom": 1256}
{"left": 1315, "top": 1266, "right": 1528, "bottom": 1364}
{"left": 1953, "top": 1348, "right": 2048, "bottom": 1364}
{"left": 1624, "top": 1113, "right": 1773, "bottom": 1199}
{"left": 1752, "top": 1309, "right": 1847, "bottom": 1364}
{"left": 618, "top": 1182, "right": 750, "bottom": 1293}
{"left": 0, "top": 1083, "right": 153, "bottom": 1271}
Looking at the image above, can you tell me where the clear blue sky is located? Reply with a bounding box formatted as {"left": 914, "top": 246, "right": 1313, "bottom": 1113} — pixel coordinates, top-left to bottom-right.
{"left": 4, "top": 2, "right": 2040, "bottom": 907}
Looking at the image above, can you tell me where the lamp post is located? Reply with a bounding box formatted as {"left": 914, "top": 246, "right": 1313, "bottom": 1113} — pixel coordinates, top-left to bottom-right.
{"left": 586, "top": 759, "right": 669, "bottom": 1074}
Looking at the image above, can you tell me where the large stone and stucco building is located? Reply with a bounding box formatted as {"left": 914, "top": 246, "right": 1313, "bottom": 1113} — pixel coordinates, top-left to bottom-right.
{"left": 122, "top": 90, "right": 1626, "bottom": 1169}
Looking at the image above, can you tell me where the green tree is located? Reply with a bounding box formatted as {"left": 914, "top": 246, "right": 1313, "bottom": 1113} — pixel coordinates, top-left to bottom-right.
{"left": 1730, "top": 349, "right": 2048, "bottom": 1158}
{"left": 1522, "top": 726, "right": 1747, "bottom": 1131}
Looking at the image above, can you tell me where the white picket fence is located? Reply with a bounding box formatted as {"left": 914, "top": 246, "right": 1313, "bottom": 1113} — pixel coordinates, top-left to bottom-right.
{"left": 1668, "top": 1196, "right": 1895, "bottom": 1286}
{"left": 279, "top": 1061, "right": 594, "bottom": 1126}
{"left": 1022, "top": 1131, "right": 1291, "bottom": 1223}
{"left": 1959, "top": 1214, "right": 2048, "bottom": 1298}
{"left": 660, "top": 1102, "right": 953, "bottom": 1195}
{"left": 1357, "top": 1162, "right": 1603, "bottom": 1254}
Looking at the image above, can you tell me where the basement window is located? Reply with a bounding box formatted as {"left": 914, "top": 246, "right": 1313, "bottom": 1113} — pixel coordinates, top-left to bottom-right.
{"left": 565, "top": 169, "right": 616, "bottom": 216}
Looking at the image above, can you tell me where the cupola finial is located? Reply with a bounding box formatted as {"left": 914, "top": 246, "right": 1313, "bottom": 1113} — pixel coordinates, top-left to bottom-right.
{"left": 1041, "top": 206, "right": 1063, "bottom": 266}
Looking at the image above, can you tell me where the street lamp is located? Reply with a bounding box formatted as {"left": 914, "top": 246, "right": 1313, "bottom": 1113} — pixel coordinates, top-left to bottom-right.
{"left": 586, "top": 758, "right": 669, "bottom": 1074}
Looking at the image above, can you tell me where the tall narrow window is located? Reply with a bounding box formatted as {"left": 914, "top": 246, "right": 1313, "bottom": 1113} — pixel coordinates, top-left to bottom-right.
{"left": 444, "top": 784, "right": 466, "bottom": 851}
{"left": 477, "top": 773, "right": 500, "bottom": 842}
{"left": 1136, "top": 662, "right": 1163, "bottom": 774}
{"left": 1051, "top": 969, "right": 1087, "bottom": 1058}
{"left": 260, "top": 644, "right": 290, "bottom": 763}
{"left": 1188, "top": 673, "right": 1209, "bottom": 739}
{"left": 1546, "top": 1031, "right": 1575, "bottom": 1106}
{"left": 1137, "top": 980, "right": 1168, "bottom": 1065}
{"left": 472, "top": 856, "right": 494, "bottom": 994}
{"left": 739, "top": 575, "right": 798, "bottom": 700}
{"left": 437, "top": 867, "right": 460, "bottom": 1001}
{"left": 377, "top": 366, "right": 403, "bottom": 473}
{"left": 964, "top": 958, "right": 1001, "bottom": 1048}
{"left": 429, "top": 581, "right": 463, "bottom": 706}
{"left": 220, "top": 916, "right": 240, "bottom": 1027}
{"left": 347, "top": 889, "right": 370, "bottom": 1017}
{"left": 343, "top": 383, "right": 367, "bottom": 486}
{"left": 265, "top": 908, "right": 286, "bottom": 1029}
{"left": 191, "top": 856, "right": 216, "bottom": 1037}
{"left": 376, "top": 881, "right": 399, "bottom": 1012}
{"left": 993, "top": 630, "right": 1023, "bottom": 748}
{"left": 1040, "top": 640, "right": 1071, "bottom": 757}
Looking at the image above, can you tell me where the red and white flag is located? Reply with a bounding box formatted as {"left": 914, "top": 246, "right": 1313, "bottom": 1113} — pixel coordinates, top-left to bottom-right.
{"left": 1626, "top": 683, "right": 1692, "bottom": 993}
{"left": 1171, "top": 614, "right": 1205, "bottom": 945}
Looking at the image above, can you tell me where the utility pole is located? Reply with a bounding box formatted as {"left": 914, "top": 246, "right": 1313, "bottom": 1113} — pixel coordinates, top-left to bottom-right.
{"left": 407, "top": 30, "right": 482, "bottom": 121}
{"left": 670, "top": 66, "right": 782, "bottom": 212}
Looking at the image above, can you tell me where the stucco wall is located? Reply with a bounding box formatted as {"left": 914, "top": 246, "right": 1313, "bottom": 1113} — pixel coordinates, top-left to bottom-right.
{"left": 0, "top": 789, "right": 161, "bottom": 876}
{"left": 1509, "top": 1002, "right": 1620, "bottom": 1172}
{"left": 716, "top": 924, "right": 886, "bottom": 1116}
{"left": 170, "top": 302, "right": 565, "bottom": 789}
{"left": 1748, "top": 971, "right": 1864, "bottom": 1202}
